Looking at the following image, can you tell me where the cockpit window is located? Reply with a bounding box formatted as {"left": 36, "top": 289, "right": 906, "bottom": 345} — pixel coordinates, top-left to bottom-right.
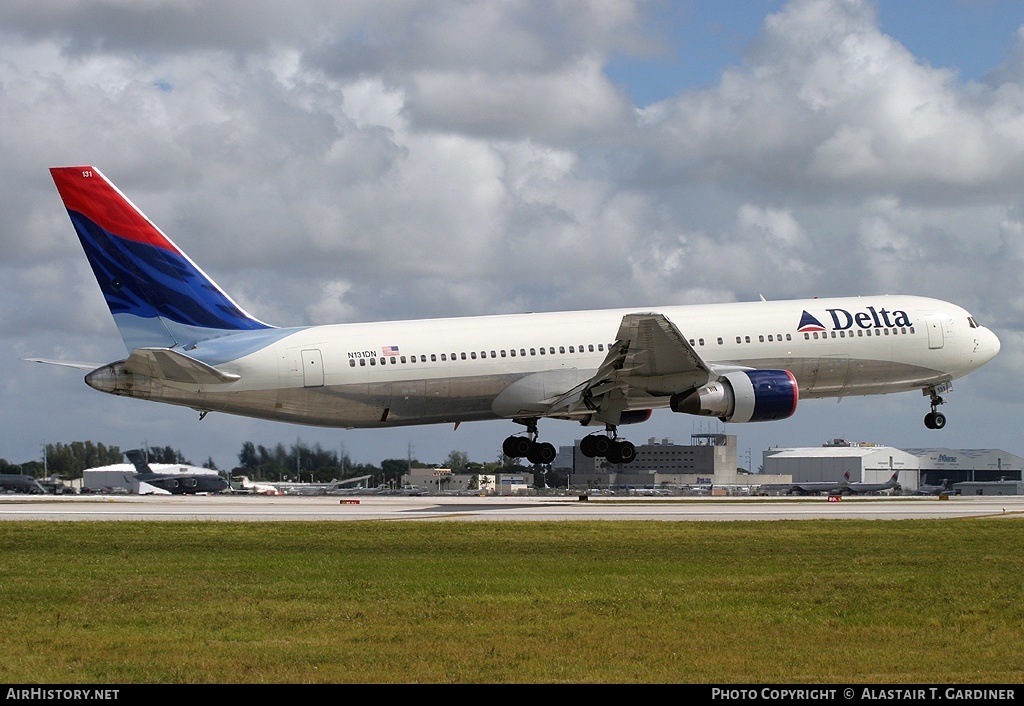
{"left": 968, "top": 317, "right": 979, "bottom": 328}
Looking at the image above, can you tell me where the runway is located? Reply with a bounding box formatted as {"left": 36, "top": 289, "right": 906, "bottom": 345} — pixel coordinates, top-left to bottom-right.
{"left": 1, "top": 493, "right": 1022, "bottom": 521}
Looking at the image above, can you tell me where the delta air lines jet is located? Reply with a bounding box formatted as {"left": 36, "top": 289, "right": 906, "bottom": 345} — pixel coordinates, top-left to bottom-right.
{"left": 40, "top": 166, "right": 1001, "bottom": 465}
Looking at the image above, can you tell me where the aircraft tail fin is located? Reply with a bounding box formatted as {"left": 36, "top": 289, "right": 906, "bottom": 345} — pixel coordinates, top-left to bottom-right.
{"left": 49, "top": 166, "right": 273, "bottom": 352}
{"left": 124, "top": 449, "right": 151, "bottom": 475}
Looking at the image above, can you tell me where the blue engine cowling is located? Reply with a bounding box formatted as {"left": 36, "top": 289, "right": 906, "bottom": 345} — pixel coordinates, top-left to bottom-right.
{"left": 669, "top": 370, "right": 799, "bottom": 423}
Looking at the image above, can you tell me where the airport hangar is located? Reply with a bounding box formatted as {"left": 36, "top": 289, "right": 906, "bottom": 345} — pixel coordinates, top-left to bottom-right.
{"left": 560, "top": 434, "right": 1023, "bottom": 495}
{"left": 761, "top": 445, "right": 1024, "bottom": 493}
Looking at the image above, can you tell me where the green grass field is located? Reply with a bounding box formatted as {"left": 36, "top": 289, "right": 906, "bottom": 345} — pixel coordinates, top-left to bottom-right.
{"left": 0, "top": 519, "right": 1021, "bottom": 684}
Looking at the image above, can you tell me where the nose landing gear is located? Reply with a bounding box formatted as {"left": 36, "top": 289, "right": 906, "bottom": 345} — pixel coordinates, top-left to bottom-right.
{"left": 924, "top": 387, "right": 947, "bottom": 429}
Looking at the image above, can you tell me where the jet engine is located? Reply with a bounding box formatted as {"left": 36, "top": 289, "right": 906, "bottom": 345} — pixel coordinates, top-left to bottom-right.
{"left": 670, "top": 370, "right": 798, "bottom": 423}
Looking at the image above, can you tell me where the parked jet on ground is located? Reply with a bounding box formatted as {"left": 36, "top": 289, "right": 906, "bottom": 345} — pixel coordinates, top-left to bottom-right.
{"left": 0, "top": 474, "right": 46, "bottom": 494}
{"left": 911, "top": 479, "right": 954, "bottom": 496}
{"left": 37, "top": 167, "right": 1001, "bottom": 465}
{"left": 763, "top": 471, "right": 901, "bottom": 496}
{"left": 843, "top": 471, "right": 901, "bottom": 495}
{"left": 231, "top": 475, "right": 283, "bottom": 495}
{"left": 124, "top": 450, "right": 228, "bottom": 495}
{"left": 777, "top": 478, "right": 851, "bottom": 496}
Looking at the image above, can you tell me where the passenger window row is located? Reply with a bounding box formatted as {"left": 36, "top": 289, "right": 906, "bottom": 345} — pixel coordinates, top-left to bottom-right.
{"left": 803, "top": 327, "right": 914, "bottom": 340}
{"left": 347, "top": 325, "right": 919, "bottom": 368}
{"left": 688, "top": 333, "right": 794, "bottom": 346}
{"left": 349, "top": 342, "right": 609, "bottom": 367}
{"left": 684, "top": 328, "right": 917, "bottom": 346}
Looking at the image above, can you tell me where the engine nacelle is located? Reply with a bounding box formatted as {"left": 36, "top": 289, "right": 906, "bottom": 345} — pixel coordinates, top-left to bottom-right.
{"left": 670, "top": 370, "right": 798, "bottom": 423}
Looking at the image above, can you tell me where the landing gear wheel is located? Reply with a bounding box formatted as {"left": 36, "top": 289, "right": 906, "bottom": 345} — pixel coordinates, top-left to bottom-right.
{"left": 924, "top": 411, "right": 946, "bottom": 430}
{"left": 527, "top": 441, "right": 556, "bottom": 465}
{"left": 503, "top": 435, "right": 533, "bottom": 458}
{"left": 580, "top": 435, "right": 597, "bottom": 458}
{"left": 580, "top": 434, "right": 611, "bottom": 458}
{"left": 614, "top": 440, "right": 636, "bottom": 464}
{"left": 606, "top": 440, "right": 637, "bottom": 465}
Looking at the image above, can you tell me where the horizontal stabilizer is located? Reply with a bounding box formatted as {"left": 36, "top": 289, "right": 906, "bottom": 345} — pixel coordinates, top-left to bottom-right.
{"left": 124, "top": 348, "right": 241, "bottom": 385}
{"left": 24, "top": 358, "right": 104, "bottom": 371}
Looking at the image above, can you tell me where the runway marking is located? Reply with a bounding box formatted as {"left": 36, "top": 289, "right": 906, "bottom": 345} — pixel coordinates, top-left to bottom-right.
{"left": 2, "top": 495, "right": 1023, "bottom": 522}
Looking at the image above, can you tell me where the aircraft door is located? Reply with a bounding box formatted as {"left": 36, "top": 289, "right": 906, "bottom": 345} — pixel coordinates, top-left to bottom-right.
{"left": 301, "top": 349, "right": 325, "bottom": 387}
{"left": 925, "top": 316, "right": 944, "bottom": 350}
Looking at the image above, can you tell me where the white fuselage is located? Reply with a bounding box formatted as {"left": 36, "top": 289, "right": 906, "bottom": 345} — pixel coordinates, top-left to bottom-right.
{"left": 87, "top": 294, "right": 999, "bottom": 430}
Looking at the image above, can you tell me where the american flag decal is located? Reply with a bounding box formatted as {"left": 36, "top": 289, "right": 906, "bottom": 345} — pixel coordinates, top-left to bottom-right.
{"left": 382, "top": 345, "right": 400, "bottom": 355}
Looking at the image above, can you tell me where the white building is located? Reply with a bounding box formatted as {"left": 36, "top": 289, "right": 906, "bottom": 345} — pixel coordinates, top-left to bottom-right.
{"left": 901, "top": 448, "right": 1023, "bottom": 486}
{"left": 762, "top": 446, "right": 919, "bottom": 487}
{"left": 761, "top": 445, "right": 1023, "bottom": 493}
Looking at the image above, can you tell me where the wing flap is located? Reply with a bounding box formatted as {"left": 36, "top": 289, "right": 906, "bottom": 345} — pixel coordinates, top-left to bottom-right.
{"left": 615, "top": 312, "right": 710, "bottom": 379}
{"left": 544, "top": 312, "right": 715, "bottom": 424}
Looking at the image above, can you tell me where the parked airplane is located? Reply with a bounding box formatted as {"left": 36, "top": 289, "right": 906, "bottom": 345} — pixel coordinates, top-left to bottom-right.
{"left": 230, "top": 475, "right": 283, "bottom": 495}
{"left": 124, "top": 450, "right": 228, "bottom": 494}
{"left": 762, "top": 471, "right": 900, "bottom": 496}
{"left": 843, "top": 471, "right": 901, "bottom": 495}
{"left": 757, "top": 476, "right": 851, "bottom": 495}
{"left": 0, "top": 474, "right": 46, "bottom": 494}
{"left": 38, "top": 166, "right": 1001, "bottom": 465}
{"left": 910, "top": 479, "right": 954, "bottom": 496}
{"left": 778, "top": 478, "right": 850, "bottom": 496}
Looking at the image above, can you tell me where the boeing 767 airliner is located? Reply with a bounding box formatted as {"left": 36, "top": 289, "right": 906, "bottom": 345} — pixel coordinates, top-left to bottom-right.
{"left": 37, "top": 166, "right": 1000, "bottom": 465}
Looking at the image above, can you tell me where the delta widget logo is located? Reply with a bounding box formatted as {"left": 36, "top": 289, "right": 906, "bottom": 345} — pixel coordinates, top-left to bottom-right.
{"left": 797, "top": 306, "right": 913, "bottom": 333}
{"left": 797, "top": 311, "right": 826, "bottom": 333}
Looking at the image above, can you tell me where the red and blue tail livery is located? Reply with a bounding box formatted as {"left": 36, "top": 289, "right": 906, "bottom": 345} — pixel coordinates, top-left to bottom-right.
{"left": 50, "top": 167, "right": 272, "bottom": 351}
{"left": 36, "top": 165, "right": 1000, "bottom": 459}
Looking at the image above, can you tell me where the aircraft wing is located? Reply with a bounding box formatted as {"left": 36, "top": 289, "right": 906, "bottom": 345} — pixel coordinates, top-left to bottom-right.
{"left": 137, "top": 481, "right": 171, "bottom": 496}
{"left": 546, "top": 312, "right": 715, "bottom": 425}
{"left": 123, "top": 348, "right": 241, "bottom": 385}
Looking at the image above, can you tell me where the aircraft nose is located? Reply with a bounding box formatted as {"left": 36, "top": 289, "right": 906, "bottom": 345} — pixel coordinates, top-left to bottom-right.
{"left": 980, "top": 327, "right": 1000, "bottom": 364}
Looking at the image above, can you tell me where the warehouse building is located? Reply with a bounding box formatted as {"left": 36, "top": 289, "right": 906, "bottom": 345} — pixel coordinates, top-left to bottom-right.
{"left": 762, "top": 445, "right": 918, "bottom": 488}
{"left": 761, "top": 443, "right": 1023, "bottom": 493}
{"left": 901, "top": 448, "right": 1023, "bottom": 486}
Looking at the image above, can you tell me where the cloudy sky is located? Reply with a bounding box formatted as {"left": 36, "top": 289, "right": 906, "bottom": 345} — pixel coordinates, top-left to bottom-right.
{"left": 2, "top": 0, "right": 1023, "bottom": 472}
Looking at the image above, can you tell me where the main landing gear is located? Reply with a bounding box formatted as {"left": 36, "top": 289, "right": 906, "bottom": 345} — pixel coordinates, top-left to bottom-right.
{"left": 503, "top": 420, "right": 639, "bottom": 465}
{"left": 924, "top": 387, "right": 947, "bottom": 430}
{"left": 502, "top": 420, "right": 557, "bottom": 465}
{"left": 579, "top": 429, "right": 636, "bottom": 464}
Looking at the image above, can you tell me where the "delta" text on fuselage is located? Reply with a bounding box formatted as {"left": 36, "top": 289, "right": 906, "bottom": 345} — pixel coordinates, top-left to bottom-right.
{"left": 825, "top": 307, "right": 913, "bottom": 330}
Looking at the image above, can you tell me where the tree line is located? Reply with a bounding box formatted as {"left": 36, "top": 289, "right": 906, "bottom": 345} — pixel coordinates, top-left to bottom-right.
{"left": 0, "top": 442, "right": 201, "bottom": 478}
{"left": 1, "top": 439, "right": 537, "bottom": 486}
{"left": 235, "top": 442, "right": 532, "bottom": 487}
